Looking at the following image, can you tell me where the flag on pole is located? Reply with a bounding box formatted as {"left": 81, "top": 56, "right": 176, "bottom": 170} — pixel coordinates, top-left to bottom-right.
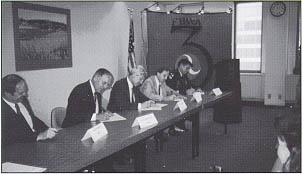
{"left": 128, "top": 12, "right": 136, "bottom": 73}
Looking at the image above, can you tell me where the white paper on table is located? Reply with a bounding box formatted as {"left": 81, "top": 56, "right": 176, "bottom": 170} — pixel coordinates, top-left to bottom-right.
{"left": 101, "top": 113, "right": 126, "bottom": 122}
{"left": 81, "top": 122, "right": 108, "bottom": 142}
{"left": 2, "top": 162, "right": 46, "bottom": 172}
{"left": 212, "top": 88, "right": 222, "bottom": 96}
{"left": 152, "top": 103, "right": 168, "bottom": 108}
{"left": 131, "top": 113, "right": 158, "bottom": 129}
{"left": 139, "top": 106, "right": 162, "bottom": 111}
{"left": 173, "top": 100, "right": 187, "bottom": 112}
{"left": 191, "top": 92, "right": 202, "bottom": 103}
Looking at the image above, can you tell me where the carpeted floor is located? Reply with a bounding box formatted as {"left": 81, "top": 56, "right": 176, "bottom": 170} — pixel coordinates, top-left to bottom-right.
{"left": 114, "top": 105, "right": 300, "bottom": 172}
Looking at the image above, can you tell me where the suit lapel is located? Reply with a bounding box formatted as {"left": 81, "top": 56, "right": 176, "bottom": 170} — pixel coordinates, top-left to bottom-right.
{"left": 123, "top": 78, "right": 131, "bottom": 103}
{"left": 2, "top": 99, "right": 33, "bottom": 132}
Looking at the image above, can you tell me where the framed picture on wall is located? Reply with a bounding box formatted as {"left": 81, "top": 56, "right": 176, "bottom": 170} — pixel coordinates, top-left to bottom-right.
{"left": 12, "top": 2, "right": 72, "bottom": 71}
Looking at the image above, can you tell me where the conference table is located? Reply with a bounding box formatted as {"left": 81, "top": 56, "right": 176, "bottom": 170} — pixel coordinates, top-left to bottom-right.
{"left": 2, "top": 91, "right": 231, "bottom": 172}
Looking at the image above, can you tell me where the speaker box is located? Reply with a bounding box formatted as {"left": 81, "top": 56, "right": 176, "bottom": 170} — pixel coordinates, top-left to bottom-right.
{"left": 213, "top": 59, "right": 242, "bottom": 124}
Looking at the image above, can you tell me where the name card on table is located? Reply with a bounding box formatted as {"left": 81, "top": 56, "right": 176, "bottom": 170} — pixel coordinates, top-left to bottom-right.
{"left": 131, "top": 113, "right": 158, "bottom": 129}
{"left": 212, "top": 88, "right": 222, "bottom": 96}
{"left": 173, "top": 99, "right": 187, "bottom": 112}
{"left": 191, "top": 92, "right": 203, "bottom": 103}
{"left": 81, "top": 122, "right": 108, "bottom": 142}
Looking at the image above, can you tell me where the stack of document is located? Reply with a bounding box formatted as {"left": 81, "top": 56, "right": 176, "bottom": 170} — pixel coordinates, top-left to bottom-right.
{"left": 139, "top": 103, "right": 168, "bottom": 111}
{"left": 101, "top": 113, "right": 126, "bottom": 122}
{"left": 2, "top": 162, "right": 46, "bottom": 172}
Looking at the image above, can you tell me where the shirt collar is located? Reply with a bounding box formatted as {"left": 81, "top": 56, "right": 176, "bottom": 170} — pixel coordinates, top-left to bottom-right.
{"left": 155, "top": 75, "right": 160, "bottom": 87}
{"left": 178, "top": 69, "right": 183, "bottom": 77}
{"left": 127, "top": 77, "right": 134, "bottom": 89}
{"left": 89, "top": 79, "right": 96, "bottom": 94}
{"left": 3, "top": 97, "right": 16, "bottom": 106}
{"left": 2, "top": 97, "right": 18, "bottom": 113}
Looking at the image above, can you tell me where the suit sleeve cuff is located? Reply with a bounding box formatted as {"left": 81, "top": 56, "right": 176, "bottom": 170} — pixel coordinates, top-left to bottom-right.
{"left": 138, "top": 103, "right": 142, "bottom": 111}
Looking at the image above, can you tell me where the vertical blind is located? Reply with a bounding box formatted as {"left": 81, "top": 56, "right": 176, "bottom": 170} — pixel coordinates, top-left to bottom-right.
{"left": 236, "top": 2, "right": 262, "bottom": 72}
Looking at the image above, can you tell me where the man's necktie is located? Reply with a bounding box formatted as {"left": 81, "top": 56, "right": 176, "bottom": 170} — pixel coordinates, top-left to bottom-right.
{"left": 94, "top": 92, "right": 102, "bottom": 113}
{"left": 158, "top": 84, "right": 161, "bottom": 96}
{"left": 131, "top": 87, "right": 135, "bottom": 103}
{"left": 15, "top": 103, "right": 32, "bottom": 130}
{"left": 15, "top": 103, "right": 22, "bottom": 115}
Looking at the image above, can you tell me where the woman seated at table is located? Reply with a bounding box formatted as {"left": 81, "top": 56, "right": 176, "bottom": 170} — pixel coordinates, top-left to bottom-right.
{"left": 140, "top": 67, "right": 185, "bottom": 101}
{"left": 271, "top": 115, "right": 301, "bottom": 172}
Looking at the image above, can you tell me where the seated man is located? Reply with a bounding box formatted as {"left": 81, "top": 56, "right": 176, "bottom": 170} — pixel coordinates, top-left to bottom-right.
{"left": 107, "top": 65, "right": 153, "bottom": 112}
{"left": 166, "top": 56, "right": 203, "bottom": 131}
{"left": 107, "top": 65, "right": 153, "bottom": 164}
{"left": 140, "top": 67, "right": 183, "bottom": 102}
{"left": 62, "top": 68, "right": 115, "bottom": 172}
{"left": 140, "top": 67, "right": 185, "bottom": 136}
{"left": 2, "top": 74, "right": 57, "bottom": 147}
{"left": 166, "top": 55, "right": 203, "bottom": 96}
{"left": 62, "top": 68, "right": 114, "bottom": 128}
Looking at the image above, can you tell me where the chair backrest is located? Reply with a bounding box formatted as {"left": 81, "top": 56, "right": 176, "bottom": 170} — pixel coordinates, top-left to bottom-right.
{"left": 51, "top": 107, "right": 66, "bottom": 128}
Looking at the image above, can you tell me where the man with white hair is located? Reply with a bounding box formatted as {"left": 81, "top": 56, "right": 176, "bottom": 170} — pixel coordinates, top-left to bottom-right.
{"left": 108, "top": 65, "right": 154, "bottom": 112}
{"left": 107, "top": 65, "right": 154, "bottom": 165}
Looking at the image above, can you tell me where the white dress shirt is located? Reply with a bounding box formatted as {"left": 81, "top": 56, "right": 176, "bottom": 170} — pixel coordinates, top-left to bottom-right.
{"left": 127, "top": 77, "right": 142, "bottom": 110}
{"left": 154, "top": 76, "right": 162, "bottom": 96}
{"left": 89, "top": 80, "right": 99, "bottom": 113}
{"left": 3, "top": 97, "right": 35, "bottom": 132}
{"left": 127, "top": 77, "right": 135, "bottom": 103}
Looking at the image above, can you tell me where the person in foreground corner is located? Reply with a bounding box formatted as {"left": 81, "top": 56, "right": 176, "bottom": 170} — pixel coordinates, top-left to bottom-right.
{"left": 62, "top": 68, "right": 115, "bottom": 172}
{"left": 140, "top": 67, "right": 186, "bottom": 136}
{"left": 62, "top": 68, "right": 114, "bottom": 128}
{"left": 2, "top": 74, "right": 57, "bottom": 147}
{"left": 271, "top": 115, "right": 300, "bottom": 172}
{"left": 107, "top": 65, "right": 154, "bottom": 112}
{"left": 166, "top": 55, "right": 204, "bottom": 132}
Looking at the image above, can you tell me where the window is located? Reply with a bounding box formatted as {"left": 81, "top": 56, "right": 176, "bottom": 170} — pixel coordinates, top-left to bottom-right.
{"left": 235, "top": 2, "right": 262, "bottom": 72}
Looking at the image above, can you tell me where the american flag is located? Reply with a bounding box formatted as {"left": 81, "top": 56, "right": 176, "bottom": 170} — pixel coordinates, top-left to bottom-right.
{"left": 128, "top": 13, "right": 136, "bottom": 73}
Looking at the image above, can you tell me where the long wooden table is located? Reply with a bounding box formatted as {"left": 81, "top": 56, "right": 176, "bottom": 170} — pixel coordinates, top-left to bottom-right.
{"left": 2, "top": 91, "right": 231, "bottom": 172}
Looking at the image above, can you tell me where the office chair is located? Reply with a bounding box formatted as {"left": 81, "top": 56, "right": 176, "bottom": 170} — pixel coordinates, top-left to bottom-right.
{"left": 51, "top": 107, "right": 66, "bottom": 128}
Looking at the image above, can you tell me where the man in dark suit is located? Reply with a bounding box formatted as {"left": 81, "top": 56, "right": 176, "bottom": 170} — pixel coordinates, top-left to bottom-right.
{"left": 166, "top": 56, "right": 203, "bottom": 132}
{"left": 107, "top": 65, "right": 154, "bottom": 165}
{"left": 62, "top": 68, "right": 115, "bottom": 172}
{"left": 2, "top": 74, "right": 57, "bottom": 147}
{"left": 62, "top": 68, "right": 114, "bottom": 128}
{"left": 107, "top": 65, "right": 153, "bottom": 112}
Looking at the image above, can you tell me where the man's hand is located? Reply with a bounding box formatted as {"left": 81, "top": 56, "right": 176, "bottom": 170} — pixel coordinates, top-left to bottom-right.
{"left": 165, "top": 94, "right": 177, "bottom": 101}
{"left": 97, "top": 112, "right": 112, "bottom": 121}
{"left": 195, "top": 88, "right": 204, "bottom": 94}
{"left": 176, "top": 95, "right": 187, "bottom": 100}
{"left": 37, "top": 128, "right": 58, "bottom": 141}
{"left": 186, "top": 88, "right": 195, "bottom": 95}
{"left": 141, "top": 100, "right": 155, "bottom": 109}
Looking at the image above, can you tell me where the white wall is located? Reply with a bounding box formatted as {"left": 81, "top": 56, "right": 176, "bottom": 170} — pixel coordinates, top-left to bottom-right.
{"left": 2, "top": 2, "right": 150, "bottom": 126}
{"left": 240, "top": 2, "right": 300, "bottom": 105}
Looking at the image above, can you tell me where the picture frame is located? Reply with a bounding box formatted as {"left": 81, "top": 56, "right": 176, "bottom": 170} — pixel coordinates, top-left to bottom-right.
{"left": 12, "top": 2, "right": 72, "bottom": 71}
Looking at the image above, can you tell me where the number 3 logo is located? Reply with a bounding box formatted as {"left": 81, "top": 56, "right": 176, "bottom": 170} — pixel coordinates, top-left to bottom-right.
{"left": 171, "top": 23, "right": 213, "bottom": 89}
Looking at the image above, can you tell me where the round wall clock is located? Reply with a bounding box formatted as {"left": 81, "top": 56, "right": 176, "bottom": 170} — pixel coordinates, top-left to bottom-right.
{"left": 270, "top": 1, "right": 286, "bottom": 17}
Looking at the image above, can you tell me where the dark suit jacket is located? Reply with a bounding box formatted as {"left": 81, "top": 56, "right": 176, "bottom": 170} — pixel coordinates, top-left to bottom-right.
{"left": 107, "top": 78, "right": 148, "bottom": 112}
{"left": 166, "top": 70, "right": 194, "bottom": 95}
{"left": 1, "top": 98, "right": 48, "bottom": 147}
{"left": 62, "top": 81, "right": 103, "bottom": 128}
